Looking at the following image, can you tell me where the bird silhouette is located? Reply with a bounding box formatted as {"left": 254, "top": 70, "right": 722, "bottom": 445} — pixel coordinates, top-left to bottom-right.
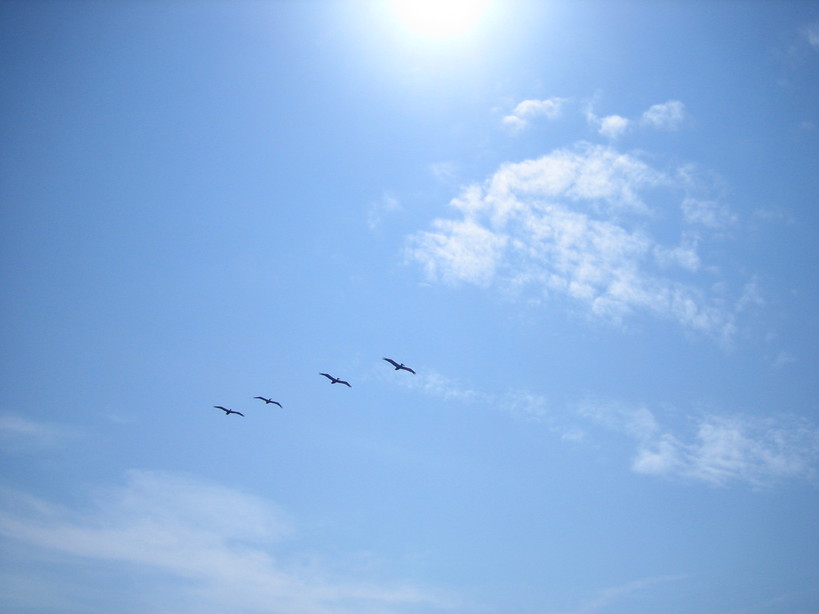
{"left": 383, "top": 357, "right": 416, "bottom": 374}
{"left": 254, "top": 396, "right": 282, "bottom": 407}
{"left": 214, "top": 405, "right": 244, "bottom": 417}
{"left": 320, "top": 373, "right": 351, "bottom": 387}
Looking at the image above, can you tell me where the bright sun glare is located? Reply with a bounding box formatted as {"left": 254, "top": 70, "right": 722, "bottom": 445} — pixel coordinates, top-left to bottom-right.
{"left": 391, "top": 0, "right": 490, "bottom": 38}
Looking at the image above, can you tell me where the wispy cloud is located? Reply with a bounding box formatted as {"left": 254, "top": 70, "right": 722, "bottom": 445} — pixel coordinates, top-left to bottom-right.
{"left": 383, "top": 368, "right": 819, "bottom": 488}
{"left": 640, "top": 100, "right": 686, "bottom": 130}
{"left": 653, "top": 234, "right": 701, "bottom": 272}
{"left": 367, "top": 192, "right": 402, "bottom": 231}
{"left": 502, "top": 97, "right": 566, "bottom": 133}
{"left": 0, "top": 413, "right": 75, "bottom": 450}
{"left": 0, "top": 471, "right": 447, "bottom": 614}
{"left": 394, "top": 368, "right": 483, "bottom": 403}
{"left": 556, "top": 574, "right": 687, "bottom": 614}
{"left": 408, "top": 215, "right": 507, "bottom": 286}
{"left": 407, "top": 142, "right": 744, "bottom": 340}
{"left": 429, "top": 161, "right": 459, "bottom": 184}
{"left": 681, "top": 197, "right": 737, "bottom": 229}
{"left": 387, "top": 366, "right": 551, "bottom": 423}
{"left": 773, "top": 350, "right": 796, "bottom": 369}
{"left": 580, "top": 401, "right": 819, "bottom": 488}
{"left": 584, "top": 99, "right": 685, "bottom": 138}
{"left": 597, "top": 114, "right": 630, "bottom": 139}
{"left": 804, "top": 20, "right": 819, "bottom": 49}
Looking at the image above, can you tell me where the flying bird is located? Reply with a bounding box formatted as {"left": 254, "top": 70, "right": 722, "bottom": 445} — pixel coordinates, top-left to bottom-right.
{"left": 383, "top": 357, "right": 416, "bottom": 374}
{"left": 320, "top": 373, "right": 351, "bottom": 387}
{"left": 214, "top": 405, "right": 244, "bottom": 417}
{"left": 254, "top": 396, "right": 282, "bottom": 407}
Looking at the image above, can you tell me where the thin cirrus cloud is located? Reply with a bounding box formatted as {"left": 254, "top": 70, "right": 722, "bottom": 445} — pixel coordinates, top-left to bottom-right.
{"left": 390, "top": 367, "right": 550, "bottom": 422}
{"left": 390, "top": 370, "right": 819, "bottom": 488}
{"left": 803, "top": 20, "right": 819, "bottom": 48}
{"left": 367, "top": 192, "right": 402, "bottom": 231}
{"left": 640, "top": 100, "right": 686, "bottom": 130}
{"left": 0, "top": 413, "right": 75, "bottom": 450}
{"left": 0, "top": 470, "right": 445, "bottom": 614}
{"left": 501, "top": 97, "right": 567, "bottom": 133}
{"left": 406, "top": 141, "right": 746, "bottom": 341}
{"left": 578, "top": 401, "right": 819, "bottom": 488}
{"left": 596, "top": 114, "right": 630, "bottom": 139}
{"left": 560, "top": 573, "right": 688, "bottom": 614}
{"left": 503, "top": 96, "right": 686, "bottom": 139}
{"left": 584, "top": 99, "right": 686, "bottom": 139}
{"left": 681, "top": 197, "right": 738, "bottom": 229}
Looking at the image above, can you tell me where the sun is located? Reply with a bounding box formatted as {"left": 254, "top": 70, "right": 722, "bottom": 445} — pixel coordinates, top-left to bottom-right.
{"left": 391, "top": 0, "right": 490, "bottom": 38}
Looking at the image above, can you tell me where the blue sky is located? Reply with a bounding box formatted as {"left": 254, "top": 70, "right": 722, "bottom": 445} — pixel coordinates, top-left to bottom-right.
{"left": 1, "top": 1, "right": 819, "bottom": 612}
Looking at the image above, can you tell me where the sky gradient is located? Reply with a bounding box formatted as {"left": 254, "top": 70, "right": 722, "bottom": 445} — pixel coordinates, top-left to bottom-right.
{"left": 2, "top": 2, "right": 819, "bottom": 613}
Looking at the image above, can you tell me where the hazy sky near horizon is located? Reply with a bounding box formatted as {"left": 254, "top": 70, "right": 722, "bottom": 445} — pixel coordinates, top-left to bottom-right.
{"left": 2, "top": 1, "right": 819, "bottom": 613}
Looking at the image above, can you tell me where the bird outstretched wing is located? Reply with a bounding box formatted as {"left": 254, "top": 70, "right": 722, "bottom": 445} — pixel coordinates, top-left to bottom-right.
{"left": 384, "top": 357, "right": 415, "bottom": 374}
{"left": 215, "top": 405, "right": 243, "bottom": 416}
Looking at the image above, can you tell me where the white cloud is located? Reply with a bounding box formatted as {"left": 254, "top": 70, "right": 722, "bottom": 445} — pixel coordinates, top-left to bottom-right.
{"left": 0, "top": 471, "right": 446, "bottom": 614}
{"left": 382, "top": 367, "right": 819, "bottom": 488}
{"left": 585, "top": 99, "right": 686, "bottom": 138}
{"left": 681, "top": 197, "right": 737, "bottom": 228}
{"left": 597, "top": 114, "right": 630, "bottom": 139}
{"left": 500, "top": 114, "right": 527, "bottom": 133}
{"left": 685, "top": 415, "right": 819, "bottom": 486}
{"left": 367, "top": 192, "right": 401, "bottom": 230}
{"left": 429, "top": 161, "right": 458, "bottom": 183}
{"left": 407, "top": 216, "right": 507, "bottom": 286}
{"left": 513, "top": 98, "right": 565, "bottom": 119}
{"left": 395, "top": 368, "right": 482, "bottom": 403}
{"left": 581, "top": 403, "right": 819, "bottom": 487}
{"left": 502, "top": 97, "right": 566, "bottom": 133}
{"left": 559, "top": 574, "right": 687, "bottom": 614}
{"left": 640, "top": 100, "right": 686, "bottom": 130}
{"left": 735, "top": 277, "right": 764, "bottom": 312}
{"left": 504, "top": 96, "right": 688, "bottom": 139}
{"left": 632, "top": 435, "right": 683, "bottom": 476}
{"left": 773, "top": 350, "right": 796, "bottom": 368}
{"left": 488, "top": 143, "right": 664, "bottom": 213}
{"left": 407, "top": 143, "right": 741, "bottom": 340}
{"left": 387, "top": 366, "right": 553, "bottom": 425}
{"left": 653, "top": 235, "right": 701, "bottom": 272}
{"left": 804, "top": 20, "right": 819, "bottom": 49}
{"left": 0, "top": 413, "right": 75, "bottom": 450}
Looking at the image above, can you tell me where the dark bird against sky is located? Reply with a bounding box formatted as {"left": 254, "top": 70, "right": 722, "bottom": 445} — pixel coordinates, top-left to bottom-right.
{"left": 214, "top": 405, "right": 244, "bottom": 417}
{"left": 383, "top": 357, "right": 416, "bottom": 374}
{"left": 320, "top": 373, "right": 352, "bottom": 387}
{"left": 254, "top": 396, "right": 282, "bottom": 407}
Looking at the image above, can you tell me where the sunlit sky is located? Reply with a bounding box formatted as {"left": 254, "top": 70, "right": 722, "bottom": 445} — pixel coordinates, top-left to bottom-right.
{"left": 2, "top": 1, "right": 819, "bottom": 613}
